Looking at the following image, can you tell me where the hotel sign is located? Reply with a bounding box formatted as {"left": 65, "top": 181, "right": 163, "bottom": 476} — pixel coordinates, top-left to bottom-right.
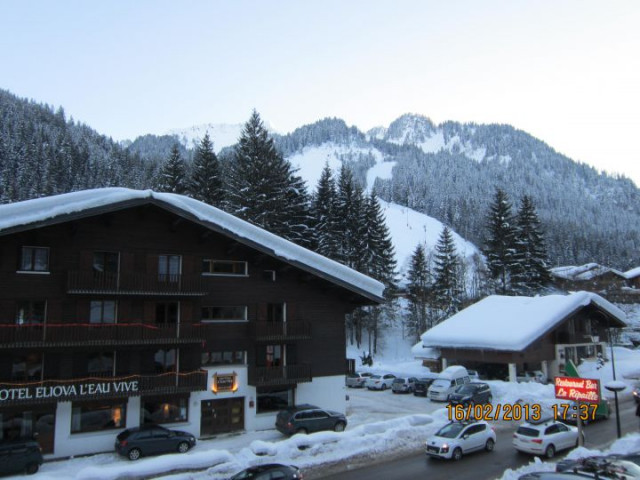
{"left": 212, "top": 372, "right": 237, "bottom": 394}
{"left": 554, "top": 376, "right": 600, "bottom": 403}
{"left": 0, "top": 380, "right": 139, "bottom": 402}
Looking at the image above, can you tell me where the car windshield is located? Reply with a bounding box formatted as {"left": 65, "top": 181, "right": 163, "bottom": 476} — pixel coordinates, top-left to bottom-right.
{"left": 347, "top": 373, "right": 359, "bottom": 378}
{"left": 370, "top": 375, "right": 381, "bottom": 379}
{"left": 436, "top": 423, "right": 466, "bottom": 438}
{"left": 455, "top": 385, "right": 476, "bottom": 394}
{"left": 431, "top": 379, "right": 450, "bottom": 389}
{"left": 516, "top": 426, "right": 540, "bottom": 437}
{"left": 393, "top": 378, "right": 405, "bottom": 383}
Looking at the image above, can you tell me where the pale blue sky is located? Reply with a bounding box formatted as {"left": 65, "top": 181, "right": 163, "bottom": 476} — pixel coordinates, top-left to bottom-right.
{"left": 2, "top": 1, "right": 639, "bottom": 184}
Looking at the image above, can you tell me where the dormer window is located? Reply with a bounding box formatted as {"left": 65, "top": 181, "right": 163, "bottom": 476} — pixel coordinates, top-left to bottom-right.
{"left": 202, "top": 259, "right": 247, "bottom": 276}
{"left": 19, "top": 246, "right": 49, "bottom": 273}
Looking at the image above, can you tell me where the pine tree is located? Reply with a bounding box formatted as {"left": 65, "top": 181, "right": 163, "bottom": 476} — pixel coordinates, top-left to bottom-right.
{"left": 156, "top": 144, "right": 188, "bottom": 194}
{"left": 406, "top": 244, "right": 431, "bottom": 341}
{"left": 432, "top": 226, "right": 462, "bottom": 318}
{"left": 484, "top": 188, "right": 517, "bottom": 294}
{"left": 311, "top": 163, "right": 339, "bottom": 258}
{"left": 512, "top": 195, "right": 551, "bottom": 293}
{"left": 226, "top": 110, "right": 312, "bottom": 247}
{"left": 189, "top": 133, "right": 224, "bottom": 207}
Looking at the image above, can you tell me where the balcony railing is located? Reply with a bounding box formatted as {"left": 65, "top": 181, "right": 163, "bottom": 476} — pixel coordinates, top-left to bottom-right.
{"left": 251, "top": 320, "right": 312, "bottom": 342}
{"left": 67, "top": 271, "right": 208, "bottom": 296}
{"left": 0, "top": 323, "right": 204, "bottom": 348}
{"left": 0, "top": 370, "right": 208, "bottom": 406}
{"left": 248, "top": 363, "right": 312, "bottom": 387}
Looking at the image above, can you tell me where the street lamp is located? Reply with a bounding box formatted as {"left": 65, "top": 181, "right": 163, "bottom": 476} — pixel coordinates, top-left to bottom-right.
{"left": 606, "top": 322, "right": 622, "bottom": 439}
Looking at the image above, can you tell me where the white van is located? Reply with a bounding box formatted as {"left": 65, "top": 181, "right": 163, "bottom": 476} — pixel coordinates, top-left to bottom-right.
{"left": 427, "top": 366, "right": 471, "bottom": 401}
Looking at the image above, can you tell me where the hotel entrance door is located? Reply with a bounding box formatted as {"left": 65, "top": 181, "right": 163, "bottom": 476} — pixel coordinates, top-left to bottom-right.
{"left": 200, "top": 398, "right": 244, "bottom": 436}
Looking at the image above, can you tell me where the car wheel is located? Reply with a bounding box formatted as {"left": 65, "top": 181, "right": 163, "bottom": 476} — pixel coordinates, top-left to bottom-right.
{"left": 334, "top": 422, "right": 346, "bottom": 432}
{"left": 296, "top": 428, "right": 308, "bottom": 434}
{"left": 452, "top": 447, "right": 463, "bottom": 461}
{"left": 544, "top": 444, "right": 555, "bottom": 459}
{"left": 177, "top": 441, "right": 190, "bottom": 454}
{"left": 25, "top": 463, "right": 39, "bottom": 475}
{"left": 392, "top": 390, "right": 397, "bottom": 394}
{"left": 485, "top": 439, "right": 495, "bottom": 452}
{"left": 381, "top": 384, "right": 387, "bottom": 391}
{"left": 128, "top": 448, "right": 142, "bottom": 461}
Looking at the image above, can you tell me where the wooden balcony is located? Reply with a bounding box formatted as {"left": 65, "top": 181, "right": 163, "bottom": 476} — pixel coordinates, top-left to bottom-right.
{"left": 248, "top": 363, "right": 312, "bottom": 387}
{"left": 67, "top": 271, "right": 208, "bottom": 296}
{"left": 251, "top": 320, "right": 312, "bottom": 342}
{"left": 0, "top": 370, "right": 208, "bottom": 406}
{"left": 0, "top": 323, "right": 204, "bottom": 348}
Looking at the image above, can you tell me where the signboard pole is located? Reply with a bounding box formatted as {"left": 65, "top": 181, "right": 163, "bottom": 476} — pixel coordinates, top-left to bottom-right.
{"left": 577, "top": 401, "right": 584, "bottom": 446}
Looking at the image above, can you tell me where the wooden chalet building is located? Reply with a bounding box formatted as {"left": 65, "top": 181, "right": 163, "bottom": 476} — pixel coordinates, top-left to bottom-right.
{"left": 0, "top": 188, "right": 384, "bottom": 459}
{"left": 418, "top": 292, "right": 626, "bottom": 382}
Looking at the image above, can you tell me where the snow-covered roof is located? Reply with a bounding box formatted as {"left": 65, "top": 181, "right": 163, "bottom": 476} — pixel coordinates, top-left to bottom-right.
{"left": 420, "top": 292, "right": 626, "bottom": 352}
{"left": 624, "top": 267, "right": 640, "bottom": 279}
{"left": 410, "top": 342, "right": 440, "bottom": 359}
{"left": 551, "top": 263, "right": 625, "bottom": 281}
{"left": 0, "top": 188, "right": 385, "bottom": 302}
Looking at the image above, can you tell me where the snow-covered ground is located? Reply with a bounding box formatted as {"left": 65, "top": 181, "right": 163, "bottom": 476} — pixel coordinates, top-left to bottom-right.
{"left": 19, "top": 314, "right": 640, "bottom": 480}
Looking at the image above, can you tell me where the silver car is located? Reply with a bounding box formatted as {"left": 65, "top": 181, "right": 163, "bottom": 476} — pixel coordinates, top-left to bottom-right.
{"left": 345, "top": 372, "right": 372, "bottom": 388}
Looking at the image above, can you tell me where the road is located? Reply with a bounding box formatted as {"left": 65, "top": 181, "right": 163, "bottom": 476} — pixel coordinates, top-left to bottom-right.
{"left": 316, "top": 398, "right": 638, "bottom": 480}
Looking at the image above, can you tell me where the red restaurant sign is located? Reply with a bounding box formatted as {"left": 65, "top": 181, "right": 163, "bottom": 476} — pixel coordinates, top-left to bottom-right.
{"left": 554, "top": 376, "right": 600, "bottom": 403}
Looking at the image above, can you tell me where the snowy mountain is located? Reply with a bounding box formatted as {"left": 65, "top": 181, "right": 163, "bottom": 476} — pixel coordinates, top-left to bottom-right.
{"left": 275, "top": 116, "right": 640, "bottom": 270}
{"left": 166, "top": 123, "right": 244, "bottom": 152}
{"left": 287, "top": 141, "right": 482, "bottom": 283}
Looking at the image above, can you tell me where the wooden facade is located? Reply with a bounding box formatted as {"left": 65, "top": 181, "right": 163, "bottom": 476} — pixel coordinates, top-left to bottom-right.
{"left": 0, "top": 197, "right": 379, "bottom": 456}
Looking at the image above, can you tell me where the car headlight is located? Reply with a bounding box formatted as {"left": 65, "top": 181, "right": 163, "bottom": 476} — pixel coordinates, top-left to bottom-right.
{"left": 441, "top": 443, "right": 449, "bottom": 453}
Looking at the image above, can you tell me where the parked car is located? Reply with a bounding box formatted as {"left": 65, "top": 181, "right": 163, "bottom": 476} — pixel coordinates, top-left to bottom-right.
{"left": 229, "top": 463, "right": 303, "bottom": 480}
{"left": 0, "top": 439, "right": 43, "bottom": 475}
{"left": 275, "top": 404, "right": 347, "bottom": 435}
{"left": 517, "top": 370, "right": 548, "bottom": 384}
{"left": 512, "top": 418, "right": 580, "bottom": 458}
{"left": 391, "top": 377, "right": 418, "bottom": 394}
{"left": 448, "top": 382, "right": 493, "bottom": 406}
{"left": 115, "top": 425, "right": 196, "bottom": 460}
{"left": 413, "top": 374, "right": 438, "bottom": 397}
{"left": 425, "top": 420, "right": 496, "bottom": 461}
{"left": 556, "top": 455, "right": 640, "bottom": 478}
{"left": 345, "top": 372, "right": 372, "bottom": 388}
{"left": 428, "top": 366, "right": 471, "bottom": 401}
{"left": 364, "top": 373, "right": 396, "bottom": 391}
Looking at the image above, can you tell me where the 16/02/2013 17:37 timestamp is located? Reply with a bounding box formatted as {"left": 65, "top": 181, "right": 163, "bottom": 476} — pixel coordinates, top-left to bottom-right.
{"left": 446, "top": 403, "right": 599, "bottom": 422}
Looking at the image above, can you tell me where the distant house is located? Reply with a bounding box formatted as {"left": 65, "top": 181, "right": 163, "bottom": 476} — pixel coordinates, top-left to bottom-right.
{"left": 551, "top": 263, "right": 628, "bottom": 293}
{"left": 418, "top": 292, "right": 626, "bottom": 382}
{"left": 625, "top": 267, "right": 640, "bottom": 290}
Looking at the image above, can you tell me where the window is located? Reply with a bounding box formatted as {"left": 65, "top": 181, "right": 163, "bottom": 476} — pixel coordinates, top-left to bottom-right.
{"left": 158, "top": 255, "right": 181, "bottom": 281}
{"left": 202, "top": 260, "right": 247, "bottom": 276}
{"left": 545, "top": 424, "right": 560, "bottom": 435}
{"left": 15, "top": 301, "right": 46, "bottom": 325}
{"left": 201, "top": 306, "right": 247, "bottom": 322}
{"left": 92, "top": 252, "right": 119, "bottom": 274}
{"left": 154, "top": 349, "right": 176, "bottom": 373}
{"left": 156, "top": 302, "right": 179, "bottom": 324}
{"left": 90, "top": 300, "right": 116, "bottom": 324}
{"left": 11, "top": 353, "right": 43, "bottom": 381}
{"left": 87, "top": 352, "right": 114, "bottom": 374}
{"left": 71, "top": 400, "right": 126, "bottom": 433}
{"left": 201, "top": 351, "right": 245, "bottom": 366}
{"left": 267, "top": 303, "right": 284, "bottom": 322}
{"left": 141, "top": 396, "right": 188, "bottom": 424}
{"left": 19, "top": 246, "right": 49, "bottom": 272}
{"left": 266, "top": 345, "right": 282, "bottom": 367}
{"left": 256, "top": 386, "right": 294, "bottom": 413}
